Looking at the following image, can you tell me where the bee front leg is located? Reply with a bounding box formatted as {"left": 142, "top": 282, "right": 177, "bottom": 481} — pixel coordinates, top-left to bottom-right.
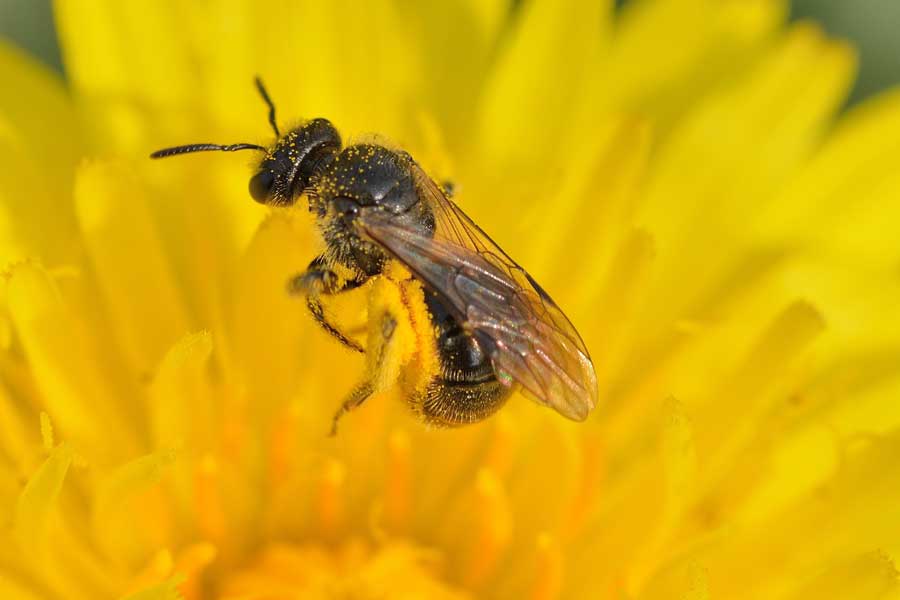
{"left": 289, "top": 255, "right": 367, "bottom": 353}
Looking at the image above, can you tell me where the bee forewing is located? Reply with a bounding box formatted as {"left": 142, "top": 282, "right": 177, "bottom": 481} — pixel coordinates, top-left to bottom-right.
{"left": 358, "top": 163, "right": 598, "bottom": 421}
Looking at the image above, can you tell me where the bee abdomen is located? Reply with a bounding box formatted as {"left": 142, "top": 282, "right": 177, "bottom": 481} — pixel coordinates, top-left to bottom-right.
{"left": 410, "top": 289, "right": 512, "bottom": 426}
{"left": 416, "top": 378, "right": 510, "bottom": 426}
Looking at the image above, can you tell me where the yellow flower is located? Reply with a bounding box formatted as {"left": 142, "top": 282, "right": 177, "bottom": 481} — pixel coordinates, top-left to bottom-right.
{"left": 2, "top": 0, "right": 900, "bottom": 598}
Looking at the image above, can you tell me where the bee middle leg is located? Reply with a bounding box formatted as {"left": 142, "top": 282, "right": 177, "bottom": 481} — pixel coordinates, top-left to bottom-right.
{"left": 289, "top": 255, "right": 367, "bottom": 353}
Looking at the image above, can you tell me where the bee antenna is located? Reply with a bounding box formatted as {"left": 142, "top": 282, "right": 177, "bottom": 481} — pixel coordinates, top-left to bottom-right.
{"left": 149, "top": 143, "right": 267, "bottom": 159}
{"left": 255, "top": 76, "right": 280, "bottom": 137}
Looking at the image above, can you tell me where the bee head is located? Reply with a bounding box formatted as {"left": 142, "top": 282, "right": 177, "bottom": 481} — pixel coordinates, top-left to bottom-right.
{"left": 249, "top": 118, "right": 341, "bottom": 206}
{"left": 151, "top": 77, "right": 341, "bottom": 207}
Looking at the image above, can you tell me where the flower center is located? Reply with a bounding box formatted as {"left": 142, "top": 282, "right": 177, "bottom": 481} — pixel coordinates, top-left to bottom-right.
{"left": 218, "top": 539, "right": 469, "bottom": 600}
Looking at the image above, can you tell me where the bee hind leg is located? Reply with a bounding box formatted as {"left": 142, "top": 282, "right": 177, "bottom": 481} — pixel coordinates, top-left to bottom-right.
{"left": 329, "top": 381, "right": 374, "bottom": 436}
{"left": 330, "top": 311, "right": 408, "bottom": 436}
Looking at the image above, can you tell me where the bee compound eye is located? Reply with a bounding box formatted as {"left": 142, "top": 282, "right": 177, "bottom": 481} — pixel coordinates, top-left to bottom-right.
{"left": 249, "top": 170, "right": 276, "bottom": 203}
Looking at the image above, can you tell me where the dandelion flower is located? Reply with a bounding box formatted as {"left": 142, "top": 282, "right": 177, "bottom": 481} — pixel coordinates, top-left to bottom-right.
{"left": 2, "top": 1, "right": 900, "bottom": 599}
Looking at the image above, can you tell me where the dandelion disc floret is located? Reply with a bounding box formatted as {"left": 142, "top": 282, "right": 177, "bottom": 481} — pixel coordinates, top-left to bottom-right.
{"left": 2, "top": 1, "right": 900, "bottom": 599}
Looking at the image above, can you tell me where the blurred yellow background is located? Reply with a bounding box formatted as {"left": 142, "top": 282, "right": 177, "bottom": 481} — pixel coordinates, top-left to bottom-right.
{"left": 2, "top": 0, "right": 899, "bottom": 105}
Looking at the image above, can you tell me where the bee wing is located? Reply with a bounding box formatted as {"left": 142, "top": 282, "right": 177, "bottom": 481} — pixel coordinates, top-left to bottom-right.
{"left": 358, "top": 162, "right": 598, "bottom": 421}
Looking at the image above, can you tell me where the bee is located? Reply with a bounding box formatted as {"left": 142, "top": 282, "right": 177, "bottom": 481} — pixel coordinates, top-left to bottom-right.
{"left": 152, "top": 78, "right": 597, "bottom": 433}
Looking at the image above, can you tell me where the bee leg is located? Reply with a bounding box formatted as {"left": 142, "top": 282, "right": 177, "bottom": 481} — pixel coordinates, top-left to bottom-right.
{"left": 329, "top": 381, "right": 374, "bottom": 436}
{"left": 289, "top": 256, "right": 367, "bottom": 353}
{"left": 330, "top": 312, "right": 401, "bottom": 436}
{"left": 305, "top": 296, "right": 365, "bottom": 353}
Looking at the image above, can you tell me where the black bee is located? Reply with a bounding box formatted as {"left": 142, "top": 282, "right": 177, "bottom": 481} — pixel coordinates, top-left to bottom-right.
{"left": 152, "top": 79, "right": 597, "bottom": 433}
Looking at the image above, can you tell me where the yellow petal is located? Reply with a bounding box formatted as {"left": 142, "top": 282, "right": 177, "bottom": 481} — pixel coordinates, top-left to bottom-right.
{"left": 523, "top": 116, "right": 651, "bottom": 280}
{"left": 182, "top": 0, "right": 422, "bottom": 142}
{"left": 74, "top": 160, "right": 191, "bottom": 374}
{"left": 0, "top": 40, "right": 80, "bottom": 178}
{"left": 231, "top": 211, "right": 345, "bottom": 421}
{"left": 637, "top": 561, "right": 710, "bottom": 600}
{"left": 6, "top": 263, "right": 139, "bottom": 459}
{"left": 54, "top": 0, "right": 196, "bottom": 151}
{"left": 705, "top": 432, "right": 900, "bottom": 598}
{"left": 405, "top": 419, "right": 502, "bottom": 535}
{"left": 697, "top": 301, "right": 825, "bottom": 479}
{"left": 0, "top": 41, "right": 80, "bottom": 265}
{"left": 0, "top": 384, "right": 42, "bottom": 475}
{"left": 120, "top": 577, "right": 183, "bottom": 600}
{"left": 636, "top": 25, "right": 854, "bottom": 309}
{"left": 287, "top": 0, "right": 420, "bottom": 137}
{"left": 93, "top": 448, "right": 176, "bottom": 565}
{"left": 0, "top": 576, "right": 51, "bottom": 600}
{"left": 786, "top": 551, "right": 900, "bottom": 600}
{"left": 506, "top": 419, "right": 580, "bottom": 537}
{"left": 605, "top": 0, "right": 786, "bottom": 126}
{"left": 765, "top": 87, "right": 900, "bottom": 270}
{"left": 149, "top": 331, "right": 213, "bottom": 450}
{"left": 14, "top": 443, "right": 73, "bottom": 554}
{"left": 401, "top": 1, "right": 507, "bottom": 148}
{"left": 531, "top": 533, "right": 564, "bottom": 600}
{"left": 54, "top": 0, "right": 192, "bottom": 104}
{"left": 582, "top": 228, "right": 656, "bottom": 395}
{"left": 739, "top": 424, "right": 839, "bottom": 523}
{"left": 661, "top": 399, "right": 698, "bottom": 519}
{"left": 476, "top": 0, "right": 611, "bottom": 173}
{"left": 626, "top": 398, "right": 698, "bottom": 591}
{"left": 461, "top": 468, "right": 513, "bottom": 588}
